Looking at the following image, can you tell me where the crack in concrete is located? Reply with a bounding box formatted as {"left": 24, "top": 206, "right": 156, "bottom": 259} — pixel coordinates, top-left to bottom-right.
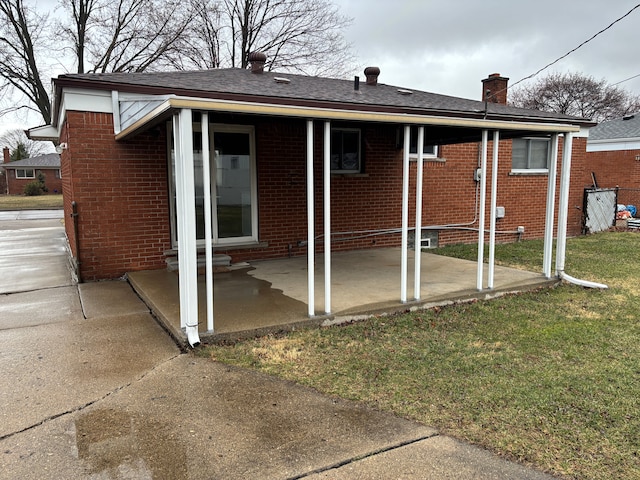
{"left": 0, "top": 352, "right": 184, "bottom": 442}
{"left": 288, "top": 432, "right": 441, "bottom": 479}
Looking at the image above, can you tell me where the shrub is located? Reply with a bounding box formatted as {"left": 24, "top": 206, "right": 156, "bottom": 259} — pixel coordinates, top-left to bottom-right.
{"left": 24, "top": 181, "right": 43, "bottom": 196}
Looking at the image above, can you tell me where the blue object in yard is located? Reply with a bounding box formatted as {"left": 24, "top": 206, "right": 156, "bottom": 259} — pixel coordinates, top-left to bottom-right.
{"left": 626, "top": 205, "right": 637, "bottom": 217}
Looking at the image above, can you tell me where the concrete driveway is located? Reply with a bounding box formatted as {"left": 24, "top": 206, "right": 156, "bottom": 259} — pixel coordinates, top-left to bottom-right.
{"left": 0, "top": 213, "right": 556, "bottom": 479}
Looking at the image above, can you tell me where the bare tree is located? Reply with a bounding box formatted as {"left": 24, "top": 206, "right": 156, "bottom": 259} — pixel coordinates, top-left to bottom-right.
{"left": 510, "top": 72, "right": 640, "bottom": 123}
{"left": 0, "top": 0, "right": 52, "bottom": 124}
{"left": 182, "top": 0, "right": 355, "bottom": 77}
{"left": 58, "top": 0, "right": 195, "bottom": 73}
{"left": 0, "top": 128, "right": 53, "bottom": 159}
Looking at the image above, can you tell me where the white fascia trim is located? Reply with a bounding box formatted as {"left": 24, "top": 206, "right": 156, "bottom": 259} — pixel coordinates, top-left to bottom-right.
{"left": 116, "top": 94, "right": 582, "bottom": 140}
{"left": 28, "top": 125, "right": 59, "bottom": 141}
{"left": 586, "top": 139, "right": 640, "bottom": 152}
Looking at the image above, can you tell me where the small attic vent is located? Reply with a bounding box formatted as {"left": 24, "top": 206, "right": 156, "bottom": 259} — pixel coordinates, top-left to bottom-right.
{"left": 623, "top": 114, "right": 635, "bottom": 120}
{"left": 397, "top": 88, "right": 413, "bottom": 95}
{"left": 274, "top": 77, "right": 291, "bottom": 84}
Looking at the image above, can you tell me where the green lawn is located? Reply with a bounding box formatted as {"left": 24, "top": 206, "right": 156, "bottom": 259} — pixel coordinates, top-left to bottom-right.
{"left": 203, "top": 232, "right": 640, "bottom": 480}
{"left": 0, "top": 194, "right": 63, "bottom": 210}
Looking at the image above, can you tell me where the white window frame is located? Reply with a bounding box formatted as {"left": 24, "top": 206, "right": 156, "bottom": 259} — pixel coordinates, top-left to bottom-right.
{"left": 408, "top": 126, "right": 439, "bottom": 160}
{"left": 331, "top": 127, "right": 361, "bottom": 173}
{"left": 167, "top": 121, "right": 258, "bottom": 248}
{"left": 15, "top": 168, "right": 35, "bottom": 179}
{"left": 511, "top": 137, "right": 550, "bottom": 174}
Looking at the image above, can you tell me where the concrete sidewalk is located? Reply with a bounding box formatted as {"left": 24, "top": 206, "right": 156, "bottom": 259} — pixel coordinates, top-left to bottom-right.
{"left": 0, "top": 279, "right": 556, "bottom": 479}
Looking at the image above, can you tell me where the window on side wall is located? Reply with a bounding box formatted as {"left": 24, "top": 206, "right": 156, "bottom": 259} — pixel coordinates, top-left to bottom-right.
{"left": 16, "top": 169, "right": 35, "bottom": 179}
{"left": 331, "top": 128, "right": 361, "bottom": 173}
{"left": 512, "top": 138, "right": 550, "bottom": 173}
{"left": 409, "top": 126, "right": 438, "bottom": 159}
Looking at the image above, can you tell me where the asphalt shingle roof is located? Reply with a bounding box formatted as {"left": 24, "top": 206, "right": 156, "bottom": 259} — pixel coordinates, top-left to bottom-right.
{"left": 57, "top": 68, "right": 587, "bottom": 124}
{"left": 588, "top": 113, "right": 640, "bottom": 141}
{"left": 1, "top": 153, "right": 60, "bottom": 169}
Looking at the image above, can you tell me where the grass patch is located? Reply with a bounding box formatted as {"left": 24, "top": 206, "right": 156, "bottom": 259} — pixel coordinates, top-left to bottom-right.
{"left": 204, "top": 232, "right": 640, "bottom": 479}
{"left": 0, "top": 194, "right": 63, "bottom": 210}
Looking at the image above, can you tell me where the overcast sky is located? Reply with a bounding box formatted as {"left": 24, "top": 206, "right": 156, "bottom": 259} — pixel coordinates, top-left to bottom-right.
{"left": 2, "top": 0, "right": 640, "bottom": 137}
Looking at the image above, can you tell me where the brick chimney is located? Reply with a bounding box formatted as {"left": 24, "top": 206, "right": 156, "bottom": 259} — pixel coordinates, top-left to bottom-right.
{"left": 482, "top": 73, "right": 509, "bottom": 104}
{"left": 364, "top": 66, "right": 380, "bottom": 86}
{"left": 248, "top": 52, "right": 267, "bottom": 74}
{"left": 2, "top": 147, "right": 9, "bottom": 164}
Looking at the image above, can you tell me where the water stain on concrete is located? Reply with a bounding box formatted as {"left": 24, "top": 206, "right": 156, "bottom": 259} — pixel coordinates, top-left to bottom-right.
{"left": 75, "top": 408, "right": 187, "bottom": 478}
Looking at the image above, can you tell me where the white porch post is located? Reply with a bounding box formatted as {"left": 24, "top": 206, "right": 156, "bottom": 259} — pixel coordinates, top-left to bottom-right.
{"left": 543, "top": 134, "right": 560, "bottom": 278}
{"left": 488, "top": 130, "right": 499, "bottom": 289}
{"left": 323, "top": 121, "right": 331, "bottom": 314}
{"left": 556, "top": 132, "right": 573, "bottom": 275}
{"left": 202, "top": 113, "right": 214, "bottom": 332}
{"left": 173, "top": 109, "right": 200, "bottom": 346}
{"left": 476, "top": 130, "right": 489, "bottom": 291}
{"left": 414, "top": 126, "right": 425, "bottom": 300}
{"left": 401, "top": 125, "right": 411, "bottom": 303}
{"left": 306, "top": 120, "right": 315, "bottom": 316}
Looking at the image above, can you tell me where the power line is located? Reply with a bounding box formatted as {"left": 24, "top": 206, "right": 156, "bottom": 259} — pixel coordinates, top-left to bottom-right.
{"left": 509, "top": 3, "right": 640, "bottom": 90}
{"left": 611, "top": 73, "right": 640, "bottom": 86}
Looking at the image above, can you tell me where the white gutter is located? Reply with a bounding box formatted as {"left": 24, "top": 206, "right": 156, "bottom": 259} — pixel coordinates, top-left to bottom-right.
{"left": 556, "top": 132, "right": 608, "bottom": 290}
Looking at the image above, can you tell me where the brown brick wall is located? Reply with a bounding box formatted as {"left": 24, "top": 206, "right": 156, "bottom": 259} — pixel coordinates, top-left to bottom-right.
{"left": 62, "top": 111, "right": 171, "bottom": 281}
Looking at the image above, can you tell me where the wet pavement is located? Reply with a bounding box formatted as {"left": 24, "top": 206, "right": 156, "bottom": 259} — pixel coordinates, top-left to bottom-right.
{"left": 0, "top": 213, "right": 557, "bottom": 479}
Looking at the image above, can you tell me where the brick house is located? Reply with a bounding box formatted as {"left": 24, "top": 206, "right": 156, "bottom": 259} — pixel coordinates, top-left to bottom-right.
{"left": 0, "top": 149, "right": 62, "bottom": 195}
{"left": 586, "top": 113, "right": 640, "bottom": 208}
{"left": 29, "top": 56, "right": 591, "bottom": 345}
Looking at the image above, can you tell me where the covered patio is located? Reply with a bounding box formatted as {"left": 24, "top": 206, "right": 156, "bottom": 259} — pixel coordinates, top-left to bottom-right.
{"left": 128, "top": 248, "right": 555, "bottom": 344}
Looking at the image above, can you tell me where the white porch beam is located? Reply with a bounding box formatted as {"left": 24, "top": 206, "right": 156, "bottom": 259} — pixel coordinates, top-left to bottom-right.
{"left": 173, "top": 109, "right": 200, "bottom": 347}
{"left": 323, "top": 121, "right": 332, "bottom": 315}
{"left": 543, "top": 134, "right": 560, "bottom": 278}
{"left": 202, "top": 113, "right": 215, "bottom": 332}
{"left": 306, "top": 120, "right": 315, "bottom": 317}
{"left": 414, "top": 126, "right": 425, "bottom": 300}
{"left": 555, "top": 132, "right": 573, "bottom": 275}
{"left": 401, "top": 125, "right": 411, "bottom": 303}
{"left": 476, "top": 130, "right": 489, "bottom": 291}
{"left": 488, "top": 130, "right": 500, "bottom": 289}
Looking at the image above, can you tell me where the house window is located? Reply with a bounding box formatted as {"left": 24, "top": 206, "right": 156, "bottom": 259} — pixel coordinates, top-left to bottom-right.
{"left": 409, "top": 126, "right": 438, "bottom": 159}
{"left": 55, "top": 169, "right": 61, "bottom": 179}
{"left": 512, "top": 138, "right": 550, "bottom": 172}
{"left": 331, "top": 128, "right": 361, "bottom": 173}
{"left": 16, "top": 169, "right": 35, "bottom": 179}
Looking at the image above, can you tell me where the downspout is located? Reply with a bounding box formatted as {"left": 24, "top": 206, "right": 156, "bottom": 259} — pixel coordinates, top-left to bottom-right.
{"left": 71, "top": 201, "right": 82, "bottom": 283}
{"left": 556, "top": 132, "right": 608, "bottom": 289}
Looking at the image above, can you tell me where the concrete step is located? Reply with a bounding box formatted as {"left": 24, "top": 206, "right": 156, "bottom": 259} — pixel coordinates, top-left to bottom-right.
{"left": 166, "top": 254, "right": 231, "bottom": 271}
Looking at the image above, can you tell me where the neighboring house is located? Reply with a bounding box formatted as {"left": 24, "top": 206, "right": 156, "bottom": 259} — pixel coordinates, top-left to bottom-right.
{"left": 29, "top": 55, "right": 591, "bottom": 345}
{"left": 585, "top": 113, "right": 640, "bottom": 207}
{"left": 0, "top": 149, "right": 62, "bottom": 195}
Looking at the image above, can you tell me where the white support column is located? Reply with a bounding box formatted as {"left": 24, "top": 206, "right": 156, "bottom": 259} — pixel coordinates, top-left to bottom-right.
{"left": 414, "top": 126, "right": 425, "bottom": 300}
{"left": 488, "top": 130, "right": 499, "bottom": 289}
{"left": 323, "top": 121, "right": 331, "bottom": 315}
{"left": 306, "top": 120, "right": 315, "bottom": 317}
{"left": 543, "top": 134, "right": 559, "bottom": 278}
{"left": 173, "top": 109, "right": 200, "bottom": 347}
{"left": 202, "top": 113, "right": 214, "bottom": 332}
{"left": 401, "top": 125, "right": 411, "bottom": 303}
{"left": 476, "top": 130, "right": 489, "bottom": 291}
{"left": 556, "top": 132, "right": 573, "bottom": 275}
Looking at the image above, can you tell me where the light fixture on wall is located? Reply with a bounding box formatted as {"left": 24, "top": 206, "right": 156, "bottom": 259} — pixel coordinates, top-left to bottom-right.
{"left": 55, "top": 143, "right": 68, "bottom": 154}
{"left": 635, "top": 154, "right": 640, "bottom": 161}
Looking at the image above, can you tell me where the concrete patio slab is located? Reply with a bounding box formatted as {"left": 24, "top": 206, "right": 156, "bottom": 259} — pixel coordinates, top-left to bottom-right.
{"left": 129, "top": 248, "right": 556, "bottom": 344}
